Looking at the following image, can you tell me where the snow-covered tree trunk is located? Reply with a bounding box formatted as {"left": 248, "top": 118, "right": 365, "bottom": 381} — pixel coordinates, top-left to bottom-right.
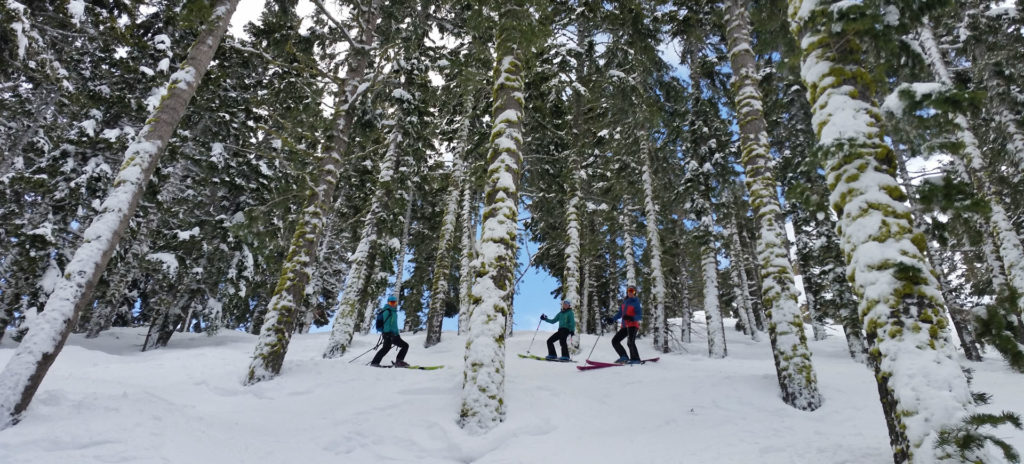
{"left": 697, "top": 188, "right": 727, "bottom": 356}
{"left": 458, "top": 6, "right": 527, "bottom": 432}
{"left": 679, "top": 269, "right": 692, "bottom": 343}
{"left": 619, "top": 213, "right": 637, "bottom": 287}
{"left": 245, "top": 2, "right": 380, "bottom": 384}
{"left": 0, "top": 0, "right": 240, "bottom": 428}
{"left": 605, "top": 289, "right": 615, "bottom": 335}
{"left": 640, "top": 146, "right": 668, "bottom": 353}
{"left": 581, "top": 260, "right": 592, "bottom": 335}
{"left": 790, "top": 2, "right": 995, "bottom": 460}
{"left": 729, "top": 226, "right": 760, "bottom": 341}
{"left": 701, "top": 242, "right": 727, "bottom": 358}
{"left": 506, "top": 289, "right": 515, "bottom": 340}
{"left": 731, "top": 262, "right": 753, "bottom": 336}
{"left": 385, "top": 191, "right": 415, "bottom": 331}
{"left": 323, "top": 130, "right": 401, "bottom": 358}
{"left": 726, "top": 0, "right": 821, "bottom": 411}
{"left": 804, "top": 282, "right": 828, "bottom": 341}
{"left": 999, "top": 109, "right": 1024, "bottom": 170}
{"left": 457, "top": 184, "right": 476, "bottom": 335}
{"left": 426, "top": 147, "right": 467, "bottom": 347}
{"left": 563, "top": 174, "right": 583, "bottom": 350}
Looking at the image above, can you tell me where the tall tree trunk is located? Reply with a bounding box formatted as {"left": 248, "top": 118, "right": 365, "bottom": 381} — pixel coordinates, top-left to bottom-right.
{"left": 729, "top": 225, "right": 760, "bottom": 341}
{"left": 737, "top": 225, "right": 767, "bottom": 331}
{"left": 918, "top": 22, "right": 1018, "bottom": 362}
{"left": 893, "top": 147, "right": 984, "bottom": 363}
{"left": 619, "top": 213, "right": 637, "bottom": 287}
{"left": 679, "top": 261, "right": 692, "bottom": 343}
{"left": 698, "top": 190, "right": 727, "bottom": 357}
{"left": 425, "top": 138, "right": 468, "bottom": 347}
{"left": 245, "top": 2, "right": 380, "bottom": 383}
{"left": 457, "top": 183, "right": 476, "bottom": 335}
{"left": 640, "top": 146, "right": 668, "bottom": 353}
{"left": 730, "top": 260, "right": 753, "bottom": 336}
{"left": 789, "top": 2, "right": 990, "bottom": 460}
{"left": 563, "top": 177, "right": 583, "bottom": 351}
{"left": 382, "top": 191, "right": 414, "bottom": 335}
{"left": 323, "top": 129, "right": 401, "bottom": 358}
{"left": 726, "top": 0, "right": 821, "bottom": 411}
{"left": 0, "top": 0, "right": 240, "bottom": 428}
{"left": 802, "top": 276, "right": 828, "bottom": 341}
{"left": 793, "top": 251, "right": 828, "bottom": 341}
{"left": 581, "top": 259, "right": 592, "bottom": 335}
{"left": 701, "top": 242, "right": 727, "bottom": 358}
{"left": 458, "top": 4, "right": 528, "bottom": 432}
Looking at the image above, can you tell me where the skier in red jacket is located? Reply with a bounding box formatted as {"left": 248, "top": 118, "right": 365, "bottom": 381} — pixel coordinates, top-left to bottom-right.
{"left": 603, "top": 285, "right": 643, "bottom": 364}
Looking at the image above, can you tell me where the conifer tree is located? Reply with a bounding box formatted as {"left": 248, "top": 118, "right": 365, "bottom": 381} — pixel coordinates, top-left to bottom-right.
{"left": 246, "top": 0, "right": 382, "bottom": 383}
{"left": 0, "top": 0, "right": 160, "bottom": 342}
{"left": 457, "top": 183, "right": 478, "bottom": 334}
{"left": 724, "top": 0, "right": 821, "bottom": 410}
{"left": 458, "top": 0, "right": 537, "bottom": 434}
{"left": 0, "top": 0, "right": 240, "bottom": 428}
{"left": 789, "top": 0, "right": 1019, "bottom": 460}
{"left": 914, "top": 18, "right": 1024, "bottom": 369}
{"left": 425, "top": 101, "right": 471, "bottom": 347}
{"left": 679, "top": 88, "right": 736, "bottom": 358}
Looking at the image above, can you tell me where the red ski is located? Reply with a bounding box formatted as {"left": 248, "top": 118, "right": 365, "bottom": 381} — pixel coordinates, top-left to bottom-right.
{"left": 576, "top": 358, "right": 660, "bottom": 371}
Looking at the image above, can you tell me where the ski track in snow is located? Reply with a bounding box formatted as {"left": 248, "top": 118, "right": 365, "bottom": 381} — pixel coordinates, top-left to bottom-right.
{"left": 1, "top": 317, "right": 1022, "bottom": 463}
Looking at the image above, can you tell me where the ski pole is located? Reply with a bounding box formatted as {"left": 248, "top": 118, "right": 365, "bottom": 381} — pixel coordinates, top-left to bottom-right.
{"left": 586, "top": 331, "right": 603, "bottom": 362}
{"left": 525, "top": 319, "right": 543, "bottom": 354}
{"left": 348, "top": 335, "right": 383, "bottom": 363}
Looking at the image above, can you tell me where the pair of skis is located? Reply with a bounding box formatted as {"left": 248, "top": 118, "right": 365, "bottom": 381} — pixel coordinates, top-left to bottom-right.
{"left": 518, "top": 353, "right": 660, "bottom": 370}
{"left": 517, "top": 353, "right": 574, "bottom": 363}
{"left": 371, "top": 363, "right": 444, "bottom": 370}
{"left": 576, "top": 358, "right": 660, "bottom": 371}
{"left": 371, "top": 355, "right": 661, "bottom": 371}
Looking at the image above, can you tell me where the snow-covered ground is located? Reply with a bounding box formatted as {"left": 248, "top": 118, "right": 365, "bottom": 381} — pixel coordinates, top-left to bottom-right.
{"left": 1, "top": 318, "right": 1022, "bottom": 463}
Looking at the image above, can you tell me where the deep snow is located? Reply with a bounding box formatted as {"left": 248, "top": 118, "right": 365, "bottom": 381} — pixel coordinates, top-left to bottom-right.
{"left": 1, "top": 317, "right": 1022, "bottom": 463}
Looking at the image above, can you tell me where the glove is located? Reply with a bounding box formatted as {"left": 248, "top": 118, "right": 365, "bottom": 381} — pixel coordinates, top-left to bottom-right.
{"left": 602, "top": 316, "right": 614, "bottom": 325}
{"left": 623, "top": 315, "right": 635, "bottom": 322}
{"left": 540, "top": 314, "right": 548, "bottom": 321}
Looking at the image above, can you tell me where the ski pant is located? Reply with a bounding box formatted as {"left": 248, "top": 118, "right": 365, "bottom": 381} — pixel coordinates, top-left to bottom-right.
{"left": 371, "top": 333, "right": 408, "bottom": 365}
{"left": 611, "top": 326, "right": 640, "bottom": 361}
{"left": 547, "top": 328, "right": 572, "bottom": 357}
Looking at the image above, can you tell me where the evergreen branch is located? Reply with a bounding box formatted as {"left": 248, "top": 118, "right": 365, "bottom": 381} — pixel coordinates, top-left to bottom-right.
{"left": 310, "top": 0, "right": 362, "bottom": 51}
{"left": 223, "top": 40, "right": 344, "bottom": 87}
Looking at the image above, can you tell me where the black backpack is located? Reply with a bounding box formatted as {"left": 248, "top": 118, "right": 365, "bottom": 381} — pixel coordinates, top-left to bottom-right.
{"left": 375, "top": 310, "right": 387, "bottom": 332}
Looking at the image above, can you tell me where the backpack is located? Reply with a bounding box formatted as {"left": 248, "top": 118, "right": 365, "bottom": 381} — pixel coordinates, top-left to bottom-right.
{"left": 375, "top": 310, "right": 386, "bottom": 332}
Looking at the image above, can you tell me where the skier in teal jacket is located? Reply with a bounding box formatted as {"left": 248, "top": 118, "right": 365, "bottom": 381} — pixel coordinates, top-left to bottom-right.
{"left": 541, "top": 300, "right": 577, "bottom": 361}
{"left": 370, "top": 295, "right": 409, "bottom": 367}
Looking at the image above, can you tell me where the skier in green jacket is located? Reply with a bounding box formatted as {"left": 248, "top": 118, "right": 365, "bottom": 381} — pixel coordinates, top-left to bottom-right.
{"left": 541, "top": 300, "right": 576, "bottom": 361}
{"left": 370, "top": 295, "right": 409, "bottom": 367}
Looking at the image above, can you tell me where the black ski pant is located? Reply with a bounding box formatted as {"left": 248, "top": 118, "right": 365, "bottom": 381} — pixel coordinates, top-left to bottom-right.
{"left": 371, "top": 333, "right": 408, "bottom": 365}
{"left": 611, "top": 326, "right": 640, "bottom": 361}
{"left": 547, "top": 328, "right": 572, "bottom": 357}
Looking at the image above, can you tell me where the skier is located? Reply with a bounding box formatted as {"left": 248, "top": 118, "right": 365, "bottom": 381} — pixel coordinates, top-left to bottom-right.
{"left": 540, "top": 300, "right": 576, "bottom": 361}
{"left": 370, "top": 295, "right": 410, "bottom": 367}
{"left": 603, "top": 285, "right": 643, "bottom": 364}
